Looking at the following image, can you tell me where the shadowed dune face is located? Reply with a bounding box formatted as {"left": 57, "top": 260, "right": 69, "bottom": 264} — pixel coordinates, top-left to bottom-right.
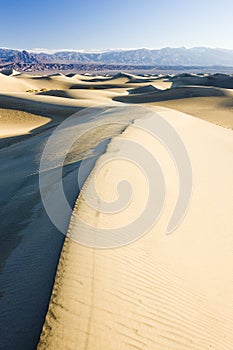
{"left": 36, "top": 89, "right": 118, "bottom": 101}
{"left": 69, "top": 83, "right": 135, "bottom": 90}
{"left": 0, "top": 106, "right": 137, "bottom": 350}
{"left": 127, "top": 84, "right": 161, "bottom": 94}
{"left": 170, "top": 74, "right": 233, "bottom": 89}
{"left": 114, "top": 86, "right": 228, "bottom": 103}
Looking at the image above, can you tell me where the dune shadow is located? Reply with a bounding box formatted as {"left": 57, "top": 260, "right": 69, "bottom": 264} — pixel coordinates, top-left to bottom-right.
{"left": 0, "top": 94, "right": 82, "bottom": 119}
{"left": 113, "top": 86, "right": 226, "bottom": 104}
{"left": 0, "top": 120, "right": 116, "bottom": 350}
{"left": 169, "top": 74, "right": 233, "bottom": 89}
{"left": 69, "top": 83, "right": 130, "bottom": 90}
{"left": 0, "top": 94, "right": 88, "bottom": 148}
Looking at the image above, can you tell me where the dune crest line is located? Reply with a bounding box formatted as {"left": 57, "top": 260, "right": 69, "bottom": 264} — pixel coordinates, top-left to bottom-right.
{"left": 38, "top": 106, "right": 233, "bottom": 350}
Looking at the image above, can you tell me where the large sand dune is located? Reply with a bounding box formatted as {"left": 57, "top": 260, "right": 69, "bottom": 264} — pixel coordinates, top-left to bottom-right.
{"left": 37, "top": 107, "right": 233, "bottom": 350}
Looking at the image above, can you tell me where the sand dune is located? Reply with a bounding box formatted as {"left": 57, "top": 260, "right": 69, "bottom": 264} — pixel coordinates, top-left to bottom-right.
{"left": 0, "top": 72, "right": 233, "bottom": 350}
{"left": 0, "top": 93, "right": 82, "bottom": 119}
{"left": 0, "top": 73, "right": 34, "bottom": 92}
{"left": 113, "top": 84, "right": 233, "bottom": 128}
{"left": 128, "top": 84, "right": 160, "bottom": 94}
{"left": 69, "top": 83, "right": 132, "bottom": 90}
{"left": 0, "top": 105, "right": 137, "bottom": 350}
{"left": 0, "top": 108, "right": 50, "bottom": 138}
{"left": 0, "top": 88, "right": 119, "bottom": 118}
{"left": 68, "top": 73, "right": 114, "bottom": 81}
{"left": 170, "top": 73, "right": 233, "bottom": 89}
{"left": 0, "top": 72, "right": 76, "bottom": 92}
{"left": 38, "top": 107, "right": 233, "bottom": 350}
{"left": 149, "top": 96, "right": 233, "bottom": 129}
{"left": 0, "top": 71, "right": 231, "bottom": 140}
{"left": 37, "top": 88, "right": 119, "bottom": 100}
{"left": 0, "top": 72, "right": 141, "bottom": 145}
{"left": 82, "top": 75, "right": 118, "bottom": 82}
{"left": 15, "top": 74, "right": 74, "bottom": 90}
{"left": 78, "top": 73, "right": 172, "bottom": 89}
{"left": 0, "top": 88, "right": 120, "bottom": 148}
{"left": 114, "top": 86, "right": 228, "bottom": 103}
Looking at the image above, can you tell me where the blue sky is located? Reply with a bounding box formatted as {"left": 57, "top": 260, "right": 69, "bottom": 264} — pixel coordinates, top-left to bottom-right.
{"left": 0, "top": 0, "right": 232, "bottom": 50}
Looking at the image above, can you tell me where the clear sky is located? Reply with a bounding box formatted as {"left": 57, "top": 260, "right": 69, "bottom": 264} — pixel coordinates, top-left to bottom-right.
{"left": 0, "top": 0, "right": 232, "bottom": 50}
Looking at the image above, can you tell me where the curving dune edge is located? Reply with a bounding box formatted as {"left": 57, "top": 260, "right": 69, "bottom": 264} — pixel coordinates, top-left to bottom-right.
{"left": 37, "top": 107, "right": 233, "bottom": 350}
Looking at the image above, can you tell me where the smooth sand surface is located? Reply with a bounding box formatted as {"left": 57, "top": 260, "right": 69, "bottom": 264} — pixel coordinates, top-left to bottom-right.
{"left": 38, "top": 107, "right": 233, "bottom": 350}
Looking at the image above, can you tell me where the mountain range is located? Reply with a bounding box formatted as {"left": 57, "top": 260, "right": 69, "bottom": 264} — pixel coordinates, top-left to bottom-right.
{"left": 0, "top": 47, "right": 233, "bottom": 72}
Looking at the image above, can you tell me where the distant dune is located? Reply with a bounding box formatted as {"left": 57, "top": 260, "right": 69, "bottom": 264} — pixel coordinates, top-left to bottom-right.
{"left": 114, "top": 86, "right": 228, "bottom": 103}
{"left": 171, "top": 73, "right": 233, "bottom": 89}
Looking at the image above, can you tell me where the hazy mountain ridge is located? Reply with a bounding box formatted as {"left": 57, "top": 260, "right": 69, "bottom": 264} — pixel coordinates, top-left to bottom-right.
{"left": 1, "top": 47, "right": 233, "bottom": 67}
